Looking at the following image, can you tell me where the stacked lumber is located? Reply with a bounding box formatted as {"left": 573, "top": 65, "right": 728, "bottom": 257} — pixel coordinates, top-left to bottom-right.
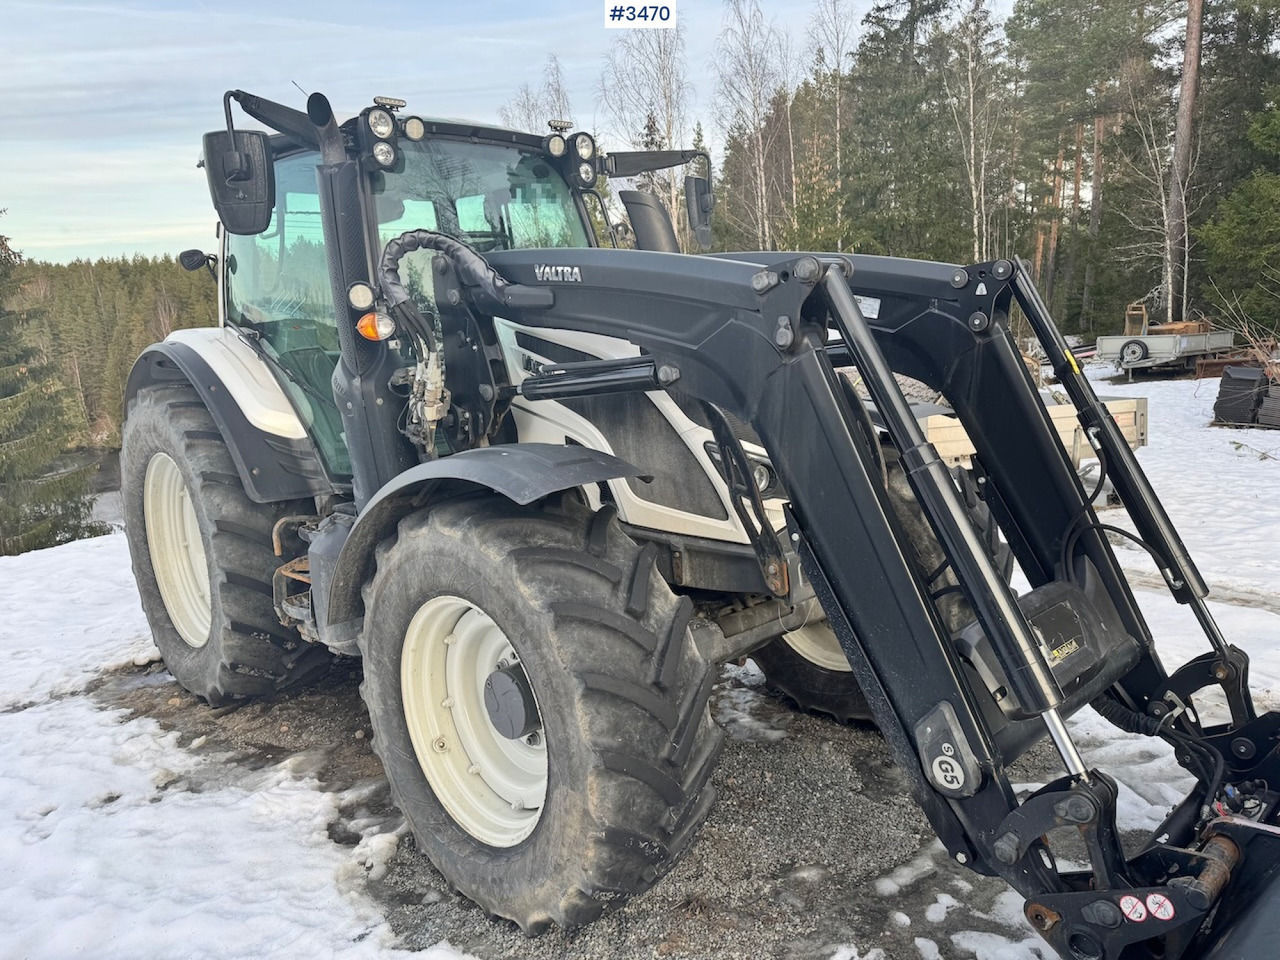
{"left": 1214, "top": 366, "right": 1269, "bottom": 425}
{"left": 1148, "top": 321, "right": 1211, "bottom": 335}
{"left": 1259, "top": 379, "right": 1280, "bottom": 429}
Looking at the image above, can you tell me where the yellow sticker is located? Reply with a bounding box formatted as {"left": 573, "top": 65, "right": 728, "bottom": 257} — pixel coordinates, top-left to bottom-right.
{"left": 1064, "top": 350, "right": 1080, "bottom": 375}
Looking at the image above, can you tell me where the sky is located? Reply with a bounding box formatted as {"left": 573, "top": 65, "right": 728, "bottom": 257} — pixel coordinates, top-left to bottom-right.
{"left": 0, "top": 0, "right": 827, "bottom": 263}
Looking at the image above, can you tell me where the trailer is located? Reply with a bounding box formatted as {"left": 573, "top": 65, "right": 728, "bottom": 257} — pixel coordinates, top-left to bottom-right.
{"left": 1096, "top": 330, "right": 1236, "bottom": 373}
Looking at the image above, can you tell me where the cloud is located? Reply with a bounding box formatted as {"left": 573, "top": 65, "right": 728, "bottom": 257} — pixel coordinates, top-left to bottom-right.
{"left": 2, "top": 0, "right": 820, "bottom": 261}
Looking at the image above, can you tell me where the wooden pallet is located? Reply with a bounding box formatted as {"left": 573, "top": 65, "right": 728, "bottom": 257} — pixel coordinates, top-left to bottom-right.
{"left": 921, "top": 397, "right": 1148, "bottom": 469}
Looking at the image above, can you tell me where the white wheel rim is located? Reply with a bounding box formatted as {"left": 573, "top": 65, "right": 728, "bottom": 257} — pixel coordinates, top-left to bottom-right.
{"left": 401, "top": 595, "right": 547, "bottom": 847}
{"left": 782, "top": 622, "right": 853, "bottom": 673}
{"left": 144, "top": 452, "right": 212, "bottom": 648}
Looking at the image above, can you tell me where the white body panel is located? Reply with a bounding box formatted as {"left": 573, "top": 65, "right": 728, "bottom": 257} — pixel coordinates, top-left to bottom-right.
{"left": 494, "top": 318, "right": 771, "bottom": 545}
{"left": 164, "top": 327, "right": 308, "bottom": 440}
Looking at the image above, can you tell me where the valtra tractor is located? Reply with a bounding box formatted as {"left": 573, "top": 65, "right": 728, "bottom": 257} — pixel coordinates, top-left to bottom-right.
{"left": 121, "top": 89, "right": 1280, "bottom": 958}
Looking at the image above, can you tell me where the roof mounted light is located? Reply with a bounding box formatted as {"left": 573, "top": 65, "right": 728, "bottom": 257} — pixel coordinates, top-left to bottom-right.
{"left": 547, "top": 119, "right": 572, "bottom": 133}
{"left": 368, "top": 108, "right": 396, "bottom": 140}
{"left": 373, "top": 96, "right": 407, "bottom": 111}
{"left": 403, "top": 116, "right": 426, "bottom": 141}
{"left": 543, "top": 134, "right": 567, "bottom": 158}
{"left": 372, "top": 141, "right": 397, "bottom": 168}
{"left": 572, "top": 132, "right": 595, "bottom": 161}
{"left": 347, "top": 282, "right": 375, "bottom": 311}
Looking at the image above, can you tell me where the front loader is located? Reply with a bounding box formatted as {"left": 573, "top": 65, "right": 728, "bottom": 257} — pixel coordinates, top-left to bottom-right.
{"left": 121, "top": 89, "right": 1280, "bottom": 958}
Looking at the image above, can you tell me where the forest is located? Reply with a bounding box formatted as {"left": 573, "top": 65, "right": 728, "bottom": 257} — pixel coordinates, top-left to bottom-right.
{"left": 1, "top": 0, "right": 1277, "bottom": 552}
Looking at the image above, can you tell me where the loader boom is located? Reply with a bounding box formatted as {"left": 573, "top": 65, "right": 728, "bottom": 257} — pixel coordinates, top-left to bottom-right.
{"left": 455, "top": 244, "right": 1280, "bottom": 960}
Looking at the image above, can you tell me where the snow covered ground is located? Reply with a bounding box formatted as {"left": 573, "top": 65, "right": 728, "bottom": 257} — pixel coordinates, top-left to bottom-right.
{"left": 0, "top": 536, "right": 466, "bottom": 960}
{"left": 1, "top": 373, "right": 1276, "bottom": 960}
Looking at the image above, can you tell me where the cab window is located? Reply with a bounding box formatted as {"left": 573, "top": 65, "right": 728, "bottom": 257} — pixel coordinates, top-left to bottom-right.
{"left": 224, "top": 150, "right": 350, "bottom": 479}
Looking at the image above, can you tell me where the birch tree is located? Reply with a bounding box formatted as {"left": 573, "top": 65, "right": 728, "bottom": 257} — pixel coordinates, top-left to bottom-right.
{"left": 808, "top": 0, "right": 856, "bottom": 250}
{"left": 599, "top": 25, "right": 692, "bottom": 246}
{"left": 937, "top": 0, "right": 1004, "bottom": 261}
{"left": 714, "top": 0, "right": 783, "bottom": 250}
{"left": 498, "top": 54, "right": 575, "bottom": 132}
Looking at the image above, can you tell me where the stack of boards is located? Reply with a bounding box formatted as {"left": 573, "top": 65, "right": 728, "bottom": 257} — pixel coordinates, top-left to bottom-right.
{"left": 1260, "top": 379, "right": 1280, "bottom": 429}
{"left": 1215, "top": 365, "right": 1280, "bottom": 428}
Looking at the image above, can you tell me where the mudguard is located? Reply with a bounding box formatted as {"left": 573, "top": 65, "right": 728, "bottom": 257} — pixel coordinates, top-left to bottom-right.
{"left": 125, "top": 329, "right": 332, "bottom": 503}
{"left": 320, "top": 443, "right": 646, "bottom": 631}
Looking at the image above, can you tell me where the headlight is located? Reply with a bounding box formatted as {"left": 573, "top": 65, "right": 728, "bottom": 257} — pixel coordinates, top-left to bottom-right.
{"left": 372, "top": 141, "right": 397, "bottom": 168}
{"left": 573, "top": 132, "right": 595, "bottom": 160}
{"left": 543, "top": 134, "right": 567, "bottom": 158}
{"left": 368, "top": 108, "right": 396, "bottom": 139}
{"left": 402, "top": 116, "right": 426, "bottom": 141}
{"left": 577, "top": 161, "right": 595, "bottom": 186}
{"left": 703, "top": 442, "right": 780, "bottom": 497}
{"left": 751, "top": 462, "right": 773, "bottom": 494}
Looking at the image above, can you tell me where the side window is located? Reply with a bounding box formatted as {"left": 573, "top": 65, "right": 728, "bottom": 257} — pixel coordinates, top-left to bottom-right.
{"left": 226, "top": 151, "right": 334, "bottom": 348}
{"left": 224, "top": 150, "right": 351, "bottom": 478}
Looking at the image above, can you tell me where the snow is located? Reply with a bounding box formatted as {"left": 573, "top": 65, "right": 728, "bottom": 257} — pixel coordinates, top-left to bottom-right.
{"left": 1090, "top": 373, "right": 1280, "bottom": 601}
{"left": 0, "top": 536, "right": 470, "bottom": 960}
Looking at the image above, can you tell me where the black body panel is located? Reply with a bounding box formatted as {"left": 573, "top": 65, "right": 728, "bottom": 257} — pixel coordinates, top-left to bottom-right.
{"left": 323, "top": 443, "right": 646, "bottom": 629}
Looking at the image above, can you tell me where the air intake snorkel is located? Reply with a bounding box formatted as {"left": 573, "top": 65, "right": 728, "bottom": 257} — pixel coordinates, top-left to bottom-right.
{"left": 306, "top": 93, "right": 345, "bottom": 166}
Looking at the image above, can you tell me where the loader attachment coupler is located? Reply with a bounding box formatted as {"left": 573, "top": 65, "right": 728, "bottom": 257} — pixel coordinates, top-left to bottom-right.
{"left": 444, "top": 242, "right": 1280, "bottom": 960}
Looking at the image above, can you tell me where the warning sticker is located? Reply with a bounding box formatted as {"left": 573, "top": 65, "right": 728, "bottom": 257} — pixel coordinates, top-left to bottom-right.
{"left": 1146, "top": 893, "right": 1176, "bottom": 921}
{"left": 1120, "top": 895, "right": 1147, "bottom": 922}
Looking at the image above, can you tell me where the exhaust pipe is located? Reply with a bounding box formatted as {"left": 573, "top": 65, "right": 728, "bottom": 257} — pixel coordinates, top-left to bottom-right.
{"left": 307, "top": 93, "right": 345, "bottom": 166}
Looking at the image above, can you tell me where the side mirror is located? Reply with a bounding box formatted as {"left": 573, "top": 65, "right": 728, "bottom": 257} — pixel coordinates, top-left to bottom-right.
{"left": 201, "top": 129, "right": 274, "bottom": 236}
{"left": 179, "top": 249, "right": 217, "bottom": 279}
{"left": 685, "top": 175, "right": 714, "bottom": 252}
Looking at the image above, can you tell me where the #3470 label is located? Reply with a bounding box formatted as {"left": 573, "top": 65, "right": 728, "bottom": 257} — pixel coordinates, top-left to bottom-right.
{"left": 605, "top": 2, "right": 676, "bottom": 28}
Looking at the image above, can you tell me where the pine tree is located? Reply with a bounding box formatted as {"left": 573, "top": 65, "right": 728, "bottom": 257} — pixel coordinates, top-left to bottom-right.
{"left": 0, "top": 218, "right": 108, "bottom": 555}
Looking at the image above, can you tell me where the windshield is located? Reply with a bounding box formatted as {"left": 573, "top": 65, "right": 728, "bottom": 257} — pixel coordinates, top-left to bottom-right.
{"left": 372, "top": 139, "right": 592, "bottom": 253}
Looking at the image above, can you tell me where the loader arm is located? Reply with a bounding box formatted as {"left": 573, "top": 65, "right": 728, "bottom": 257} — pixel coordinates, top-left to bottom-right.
{"left": 435, "top": 244, "right": 1280, "bottom": 960}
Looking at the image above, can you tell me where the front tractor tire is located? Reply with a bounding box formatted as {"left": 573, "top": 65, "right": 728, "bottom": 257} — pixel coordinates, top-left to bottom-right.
{"left": 122, "top": 384, "right": 330, "bottom": 705}
{"left": 357, "top": 496, "right": 723, "bottom": 933}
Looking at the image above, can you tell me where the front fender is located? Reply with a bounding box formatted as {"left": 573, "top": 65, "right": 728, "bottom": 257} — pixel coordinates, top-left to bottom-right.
{"left": 125, "top": 330, "right": 332, "bottom": 503}
{"left": 320, "top": 443, "right": 646, "bottom": 630}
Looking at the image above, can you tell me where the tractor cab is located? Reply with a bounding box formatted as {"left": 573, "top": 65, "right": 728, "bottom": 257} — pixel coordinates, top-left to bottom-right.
{"left": 195, "top": 91, "right": 710, "bottom": 498}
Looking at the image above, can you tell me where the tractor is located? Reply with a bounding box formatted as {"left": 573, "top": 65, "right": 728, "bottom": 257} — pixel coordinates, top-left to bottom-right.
{"left": 121, "top": 90, "right": 1280, "bottom": 959}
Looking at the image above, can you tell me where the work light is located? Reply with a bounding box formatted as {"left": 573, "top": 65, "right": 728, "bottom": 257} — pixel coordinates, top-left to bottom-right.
{"left": 402, "top": 116, "right": 426, "bottom": 141}
{"left": 543, "top": 134, "right": 567, "bottom": 158}
{"left": 572, "top": 133, "right": 595, "bottom": 161}
{"left": 372, "top": 141, "right": 397, "bottom": 168}
{"left": 368, "top": 108, "right": 396, "bottom": 140}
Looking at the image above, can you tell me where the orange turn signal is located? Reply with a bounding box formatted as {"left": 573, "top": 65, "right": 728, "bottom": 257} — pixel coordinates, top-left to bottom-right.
{"left": 357, "top": 311, "right": 395, "bottom": 341}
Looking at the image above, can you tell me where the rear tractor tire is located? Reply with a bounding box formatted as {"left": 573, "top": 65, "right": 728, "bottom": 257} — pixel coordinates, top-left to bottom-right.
{"left": 754, "top": 462, "right": 1012, "bottom": 724}
{"left": 121, "top": 384, "right": 331, "bottom": 705}
{"left": 357, "top": 495, "right": 723, "bottom": 933}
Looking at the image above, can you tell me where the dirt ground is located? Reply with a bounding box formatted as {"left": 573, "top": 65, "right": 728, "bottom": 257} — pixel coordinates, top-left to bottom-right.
{"left": 93, "top": 658, "right": 1063, "bottom": 960}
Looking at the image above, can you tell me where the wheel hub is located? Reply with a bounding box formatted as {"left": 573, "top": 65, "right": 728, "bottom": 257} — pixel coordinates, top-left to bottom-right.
{"left": 484, "top": 664, "right": 541, "bottom": 740}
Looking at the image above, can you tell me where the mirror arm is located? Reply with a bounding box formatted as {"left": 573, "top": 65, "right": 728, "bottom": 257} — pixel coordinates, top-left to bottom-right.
{"left": 220, "top": 91, "right": 250, "bottom": 183}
